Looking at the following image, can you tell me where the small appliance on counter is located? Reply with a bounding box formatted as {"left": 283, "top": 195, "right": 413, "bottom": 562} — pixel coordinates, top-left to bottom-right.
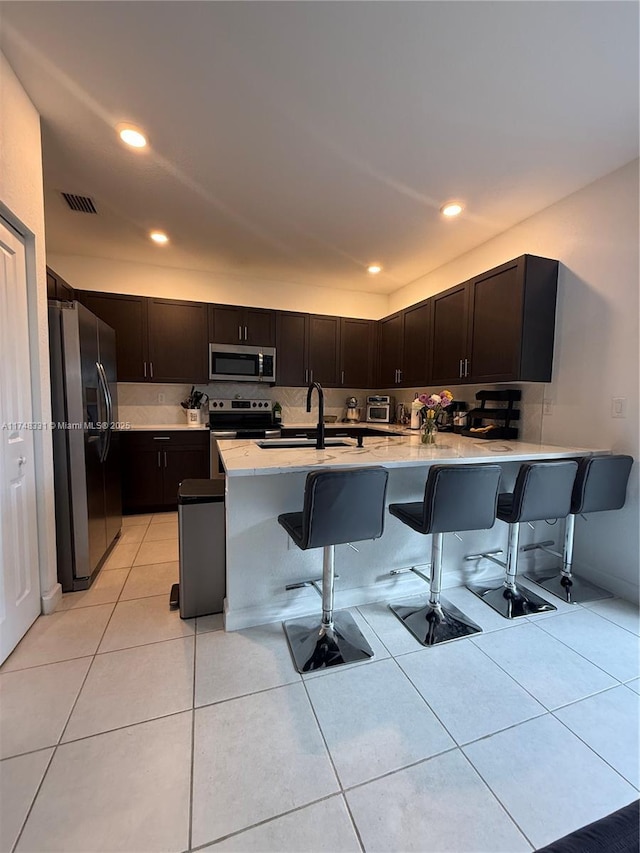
{"left": 461, "top": 390, "right": 521, "bottom": 439}
{"left": 345, "top": 396, "right": 361, "bottom": 422}
{"left": 436, "top": 400, "right": 467, "bottom": 432}
{"left": 366, "top": 395, "right": 394, "bottom": 424}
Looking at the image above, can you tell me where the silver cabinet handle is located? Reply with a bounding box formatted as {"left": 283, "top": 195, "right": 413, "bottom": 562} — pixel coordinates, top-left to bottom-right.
{"left": 244, "top": 325, "right": 248, "bottom": 341}
{"left": 341, "top": 370, "right": 345, "bottom": 385}
{"left": 398, "top": 369, "right": 402, "bottom": 382}
{"left": 459, "top": 359, "right": 463, "bottom": 378}
{"left": 153, "top": 436, "right": 171, "bottom": 441}
{"left": 149, "top": 361, "right": 154, "bottom": 378}
{"left": 464, "top": 358, "right": 469, "bottom": 377}
{"left": 305, "top": 368, "right": 309, "bottom": 383}
{"left": 164, "top": 451, "right": 167, "bottom": 468}
{"left": 238, "top": 325, "right": 242, "bottom": 341}
{"left": 157, "top": 451, "right": 161, "bottom": 468}
{"left": 144, "top": 361, "right": 147, "bottom": 378}
{"left": 310, "top": 369, "right": 313, "bottom": 383}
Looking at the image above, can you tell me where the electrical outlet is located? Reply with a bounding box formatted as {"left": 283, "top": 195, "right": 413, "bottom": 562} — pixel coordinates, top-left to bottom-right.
{"left": 543, "top": 399, "right": 553, "bottom": 416}
{"left": 611, "top": 397, "right": 627, "bottom": 418}
{"left": 157, "top": 393, "right": 166, "bottom": 404}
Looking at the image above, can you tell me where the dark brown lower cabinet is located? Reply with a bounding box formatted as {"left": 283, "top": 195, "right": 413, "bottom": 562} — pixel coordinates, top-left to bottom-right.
{"left": 121, "top": 430, "right": 209, "bottom": 513}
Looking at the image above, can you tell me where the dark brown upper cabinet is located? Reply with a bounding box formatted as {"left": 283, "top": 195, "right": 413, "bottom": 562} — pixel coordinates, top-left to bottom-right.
{"left": 401, "top": 300, "right": 432, "bottom": 388}
{"left": 275, "top": 311, "right": 308, "bottom": 386}
{"left": 46, "top": 267, "right": 75, "bottom": 301}
{"left": 430, "top": 282, "right": 471, "bottom": 386}
{"left": 147, "top": 298, "right": 208, "bottom": 383}
{"left": 77, "top": 292, "right": 208, "bottom": 383}
{"left": 429, "top": 255, "right": 558, "bottom": 385}
{"left": 378, "top": 312, "right": 404, "bottom": 387}
{"left": 76, "top": 291, "right": 148, "bottom": 382}
{"left": 339, "top": 318, "right": 377, "bottom": 388}
{"left": 307, "top": 315, "right": 341, "bottom": 386}
{"left": 209, "top": 304, "right": 275, "bottom": 346}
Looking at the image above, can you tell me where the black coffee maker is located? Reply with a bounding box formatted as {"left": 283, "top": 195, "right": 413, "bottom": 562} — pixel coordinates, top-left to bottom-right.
{"left": 436, "top": 401, "right": 467, "bottom": 432}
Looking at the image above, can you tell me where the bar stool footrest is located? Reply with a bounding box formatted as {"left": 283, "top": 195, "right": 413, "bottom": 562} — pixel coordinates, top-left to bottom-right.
{"left": 523, "top": 570, "right": 613, "bottom": 605}
{"left": 283, "top": 610, "right": 373, "bottom": 674}
{"left": 389, "top": 598, "right": 482, "bottom": 647}
{"left": 467, "top": 580, "right": 556, "bottom": 618}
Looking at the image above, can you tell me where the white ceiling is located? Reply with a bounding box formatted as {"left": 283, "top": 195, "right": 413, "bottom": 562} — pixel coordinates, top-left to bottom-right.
{"left": 1, "top": 1, "right": 638, "bottom": 295}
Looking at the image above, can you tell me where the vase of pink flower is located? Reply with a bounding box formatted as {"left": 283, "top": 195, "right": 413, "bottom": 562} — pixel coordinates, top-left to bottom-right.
{"left": 418, "top": 390, "right": 453, "bottom": 444}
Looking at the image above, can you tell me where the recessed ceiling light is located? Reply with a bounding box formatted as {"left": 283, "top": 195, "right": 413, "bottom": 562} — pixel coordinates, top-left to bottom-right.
{"left": 118, "top": 125, "right": 147, "bottom": 149}
{"left": 149, "top": 231, "right": 169, "bottom": 245}
{"left": 367, "top": 264, "right": 382, "bottom": 274}
{"left": 440, "top": 201, "right": 464, "bottom": 217}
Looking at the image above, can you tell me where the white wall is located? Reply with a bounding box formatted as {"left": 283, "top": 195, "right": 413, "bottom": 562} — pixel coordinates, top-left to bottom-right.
{"left": 46, "top": 254, "right": 389, "bottom": 320}
{"left": 0, "top": 52, "right": 60, "bottom": 611}
{"left": 390, "top": 160, "right": 640, "bottom": 602}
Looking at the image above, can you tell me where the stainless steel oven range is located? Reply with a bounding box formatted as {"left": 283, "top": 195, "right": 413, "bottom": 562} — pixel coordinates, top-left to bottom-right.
{"left": 209, "top": 398, "right": 281, "bottom": 478}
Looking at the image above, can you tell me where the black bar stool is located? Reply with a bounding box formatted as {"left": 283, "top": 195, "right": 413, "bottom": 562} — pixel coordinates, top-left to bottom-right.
{"left": 388, "top": 464, "right": 502, "bottom": 646}
{"left": 466, "top": 460, "right": 578, "bottom": 618}
{"left": 523, "top": 454, "right": 633, "bottom": 603}
{"left": 279, "top": 466, "right": 388, "bottom": 673}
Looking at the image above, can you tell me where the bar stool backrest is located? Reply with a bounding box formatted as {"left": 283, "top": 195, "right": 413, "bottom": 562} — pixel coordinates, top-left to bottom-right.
{"left": 571, "top": 454, "right": 633, "bottom": 514}
{"left": 422, "top": 464, "right": 502, "bottom": 534}
{"left": 301, "top": 467, "right": 389, "bottom": 549}
{"left": 504, "top": 460, "right": 578, "bottom": 524}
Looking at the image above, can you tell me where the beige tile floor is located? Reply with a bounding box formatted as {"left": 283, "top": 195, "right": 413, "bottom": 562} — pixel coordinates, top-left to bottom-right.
{"left": 0, "top": 510, "right": 638, "bottom": 852}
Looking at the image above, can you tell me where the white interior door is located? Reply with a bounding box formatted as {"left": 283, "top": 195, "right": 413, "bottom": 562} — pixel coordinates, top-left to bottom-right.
{"left": 0, "top": 219, "right": 41, "bottom": 663}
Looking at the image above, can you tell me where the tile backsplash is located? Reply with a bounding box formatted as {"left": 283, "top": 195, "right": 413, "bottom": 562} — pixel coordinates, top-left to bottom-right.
{"left": 118, "top": 380, "right": 545, "bottom": 441}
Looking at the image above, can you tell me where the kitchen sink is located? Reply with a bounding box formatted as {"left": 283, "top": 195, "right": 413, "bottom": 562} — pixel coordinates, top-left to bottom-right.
{"left": 256, "top": 438, "right": 352, "bottom": 449}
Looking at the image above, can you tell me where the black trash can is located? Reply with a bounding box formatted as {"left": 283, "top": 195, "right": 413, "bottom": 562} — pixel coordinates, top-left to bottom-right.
{"left": 173, "top": 479, "right": 226, "bottom": 619}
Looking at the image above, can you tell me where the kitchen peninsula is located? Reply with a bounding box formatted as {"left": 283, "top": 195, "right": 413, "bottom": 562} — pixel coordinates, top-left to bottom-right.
{"left": 218, "top": 432, "right": 602, "bottom": 630}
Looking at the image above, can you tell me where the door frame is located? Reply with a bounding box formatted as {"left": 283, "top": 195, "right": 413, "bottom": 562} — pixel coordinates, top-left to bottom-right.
{"left": 0, "top": 204, "right": 61, "bottom": 616}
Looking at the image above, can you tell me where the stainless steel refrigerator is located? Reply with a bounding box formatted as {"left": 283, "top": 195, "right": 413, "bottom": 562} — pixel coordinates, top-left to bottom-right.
{"left": 49, "top": 301, "right": 122, "bottom": 591}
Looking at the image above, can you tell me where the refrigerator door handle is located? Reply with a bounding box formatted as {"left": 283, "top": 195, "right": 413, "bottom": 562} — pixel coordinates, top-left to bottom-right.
{"left": 96, "top": 362, "right": 112, "bottom": 462}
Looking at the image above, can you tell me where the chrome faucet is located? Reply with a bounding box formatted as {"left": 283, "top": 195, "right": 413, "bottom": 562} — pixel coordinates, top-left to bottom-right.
{"left": 306, "top": 381, "right": 325, "bottom": 450}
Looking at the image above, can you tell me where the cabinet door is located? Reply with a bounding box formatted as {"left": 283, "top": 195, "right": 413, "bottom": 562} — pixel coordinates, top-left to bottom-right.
{"left": 121, "top": 449, "right": 164, "bottom": 514}
{"left": 162, "top": 447, "right": 210, "bottom": 508}
{"left": 378, "top": 313, "right": 403, "bottom": 387}
{"left": 77, "top": 292, "right": 148, "bottom": 382}
{"left": 46, "top": 267, "right": 75, "bottom": 301}
{"left": 275, "top": 312, "right": 308, "bottom": 386}
{"left": 308, "top": 315, "right": 341, "bottom": 386}
{"left": 245, "top": 308, "right": 275, "bottom": 346}
{"left": 467, "top": 262, "right": 523, "bottom": 383}
{"left": 430, "top": 284, "right": 469, "bottom": 386}
{"left": 209, "top": 305, "right": 244, "bottom": 344}
{"left": 147, "top": 299, "right": 208, "bottom": 383}
{"left": 340, "top": 318, "right": 376, "bottom": 387}
{"left": 402, "top": 301, "right": 432, "bottom": 388}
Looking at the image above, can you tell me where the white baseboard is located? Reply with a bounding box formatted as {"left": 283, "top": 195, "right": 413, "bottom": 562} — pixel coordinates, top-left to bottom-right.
{"left": 41, "top": 583, "right": 62, "bottom": 615}
{"left": 225, "top": 569, "right": 444, "bottom": 631}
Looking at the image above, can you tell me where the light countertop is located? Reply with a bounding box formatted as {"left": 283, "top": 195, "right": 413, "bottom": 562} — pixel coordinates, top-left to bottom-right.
{"left": 218, "top": 432, "right": 602, "bottom": 477}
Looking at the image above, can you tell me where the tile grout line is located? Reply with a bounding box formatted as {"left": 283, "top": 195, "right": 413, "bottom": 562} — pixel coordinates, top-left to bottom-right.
{"left": 10, "top": 574, "right": 127, "bottom": 853}
{"left": 187, "top": 792, "right": 354, "bottom": 853}
{"left": 550, "top": 704, "right": 640, "bottom": 790}
{"left": 532, "top": 609, "right": 636, "bottom": 682}
{"left": 188, "top": 618, "right": 198, "bottom": 851}
{"left": 457, "top": 745, "right": 537, "bottom": 851}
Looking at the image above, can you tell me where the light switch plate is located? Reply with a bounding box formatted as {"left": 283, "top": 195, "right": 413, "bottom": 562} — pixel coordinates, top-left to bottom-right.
{"left": 611, "top": 397, "right": 627, "bottom": 418}
{"left": 158, "top": 393, "right": 166, "bottom": 404}
{"left": 543, "top": 399, "right": 553, "bottom": 416}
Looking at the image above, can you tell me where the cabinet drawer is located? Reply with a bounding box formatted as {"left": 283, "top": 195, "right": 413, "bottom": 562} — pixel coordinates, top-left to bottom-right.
{"left": 121, "top": 430, "right": 210, "bottom": 451}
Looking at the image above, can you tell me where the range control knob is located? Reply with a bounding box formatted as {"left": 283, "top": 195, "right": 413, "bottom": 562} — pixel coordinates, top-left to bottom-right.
{"left": 252, "top": 402, "right": 257, "bottom": 407}
{"left": 212, "top": 401, "right": 218, "bottom": 408}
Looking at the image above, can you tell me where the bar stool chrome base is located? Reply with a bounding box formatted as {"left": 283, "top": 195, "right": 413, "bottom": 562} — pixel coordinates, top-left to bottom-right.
{"left": 524, "top": 570, "right": 613, "bottom": 605}
{"left": 467, "top": 581, "right": 555, "bottom": 618}
{"left": 283, "top": 611, "right": 373, "bottom": 674}
{"left": 390, "top": 598, "right": 482, "bottom": 647}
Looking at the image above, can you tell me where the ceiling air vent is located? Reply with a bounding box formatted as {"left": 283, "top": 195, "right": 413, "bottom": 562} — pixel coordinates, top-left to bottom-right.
{"left": 61, "top": 192, "right": 98, "bottom": 214}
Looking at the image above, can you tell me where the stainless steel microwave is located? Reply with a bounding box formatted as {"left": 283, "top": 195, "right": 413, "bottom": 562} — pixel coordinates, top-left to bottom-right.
{"left": 209, "top": 343, "right": 276, "bottom": 382}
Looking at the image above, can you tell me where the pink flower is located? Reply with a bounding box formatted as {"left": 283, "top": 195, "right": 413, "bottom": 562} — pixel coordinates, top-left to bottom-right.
{"left": 418, "top": 394, "right": 430, "bottom": 405}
